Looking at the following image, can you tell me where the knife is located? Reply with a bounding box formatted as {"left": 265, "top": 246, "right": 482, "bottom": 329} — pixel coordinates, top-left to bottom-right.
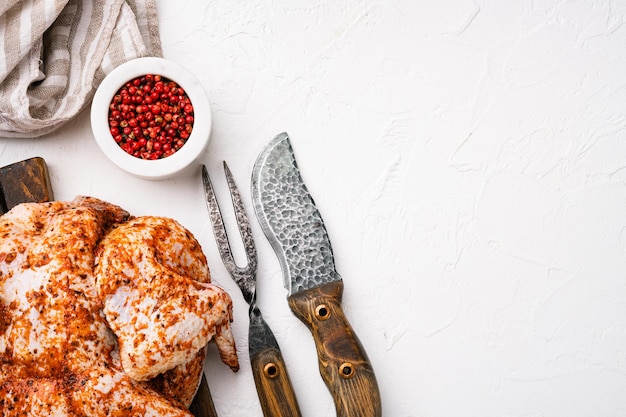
{"left": 251, "top": 133, "right": 382, "bottom": 417}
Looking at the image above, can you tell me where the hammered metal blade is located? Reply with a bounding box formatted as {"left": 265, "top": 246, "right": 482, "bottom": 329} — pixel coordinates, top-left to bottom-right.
{"left": 251, "top": 132, "right": 341, "bottom": 295}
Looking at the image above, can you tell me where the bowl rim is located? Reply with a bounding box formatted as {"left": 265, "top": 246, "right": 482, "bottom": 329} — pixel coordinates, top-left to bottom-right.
{"left": 90, "top": 57, "right": 211, "bottom": 180}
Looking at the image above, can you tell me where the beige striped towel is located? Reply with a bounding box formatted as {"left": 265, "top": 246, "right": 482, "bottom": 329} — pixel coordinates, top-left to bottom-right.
{"left": 0, "top": 0, "right": 162, "bottom": 138}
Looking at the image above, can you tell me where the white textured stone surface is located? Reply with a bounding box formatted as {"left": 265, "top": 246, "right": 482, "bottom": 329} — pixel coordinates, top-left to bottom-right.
{"left": 2, "top": 1, "right": 626, "bottom": 416}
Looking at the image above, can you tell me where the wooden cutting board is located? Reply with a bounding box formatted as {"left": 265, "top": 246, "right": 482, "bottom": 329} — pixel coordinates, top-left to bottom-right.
{"left": 0, "top": 157, "right": 54, "bottom": 214}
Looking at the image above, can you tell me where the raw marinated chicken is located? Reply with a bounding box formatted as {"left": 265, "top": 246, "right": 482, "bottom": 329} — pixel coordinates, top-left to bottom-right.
{"left": 0, "top": 196, "right": 238, "bottom": 416}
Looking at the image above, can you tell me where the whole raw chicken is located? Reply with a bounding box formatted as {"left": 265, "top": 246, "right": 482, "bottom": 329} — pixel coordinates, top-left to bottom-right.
{"left": 0, "top": 196, "right": 238, "bottom": 416}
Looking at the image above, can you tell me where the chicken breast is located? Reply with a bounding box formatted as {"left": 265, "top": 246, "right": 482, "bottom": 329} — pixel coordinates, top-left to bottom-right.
{"left": 0, "top": 196, "right": 238, "bottom": 415}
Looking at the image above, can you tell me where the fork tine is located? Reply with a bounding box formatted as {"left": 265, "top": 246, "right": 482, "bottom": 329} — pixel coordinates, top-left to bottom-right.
{"left": 202, "top": 165, "right": 235, "bottom": 268}
{"left": 222, "top": 161, "right": 258, "bottom": 273}
{"left": 202, "top": 164, "right": 257, "bottom": 304}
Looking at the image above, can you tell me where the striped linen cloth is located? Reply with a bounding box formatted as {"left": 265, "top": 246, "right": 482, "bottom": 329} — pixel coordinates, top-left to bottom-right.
{"left": 0, "top": 0, "right": 162, "bottom": 138}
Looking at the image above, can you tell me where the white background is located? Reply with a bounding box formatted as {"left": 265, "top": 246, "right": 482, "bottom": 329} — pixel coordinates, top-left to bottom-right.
{"left": 2, "top": 1, "right": 626, "bottom": 416}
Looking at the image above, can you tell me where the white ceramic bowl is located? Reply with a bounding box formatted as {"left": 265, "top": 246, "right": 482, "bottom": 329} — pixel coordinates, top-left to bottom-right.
{"left": 90, "top": 57, "right": 211, "bottom": 180}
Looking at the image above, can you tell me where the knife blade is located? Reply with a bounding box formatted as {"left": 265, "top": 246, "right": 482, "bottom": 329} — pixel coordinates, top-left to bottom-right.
{"left": 251, "top": 132, "right": 382, "bottom": 417}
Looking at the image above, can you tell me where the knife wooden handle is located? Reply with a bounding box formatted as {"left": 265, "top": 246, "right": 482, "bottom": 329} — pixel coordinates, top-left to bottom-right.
{"left": 250, "top": 345, "right": 302, "bottom": 417}
{"left": 288, "top": 281, "right": 382, "bottom": 417}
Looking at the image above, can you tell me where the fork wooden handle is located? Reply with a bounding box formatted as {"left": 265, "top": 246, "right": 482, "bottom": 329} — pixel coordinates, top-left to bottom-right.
{"left": 251, "top": 346, "right": 302, "bottom": 417}
{"left": 248, "top": 308, "right": 302, "bottom": 417}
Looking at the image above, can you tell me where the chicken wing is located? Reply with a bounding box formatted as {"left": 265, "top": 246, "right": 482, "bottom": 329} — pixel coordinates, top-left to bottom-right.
{"left": 94, "top": 215, "right": 240, "bottom": 381}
